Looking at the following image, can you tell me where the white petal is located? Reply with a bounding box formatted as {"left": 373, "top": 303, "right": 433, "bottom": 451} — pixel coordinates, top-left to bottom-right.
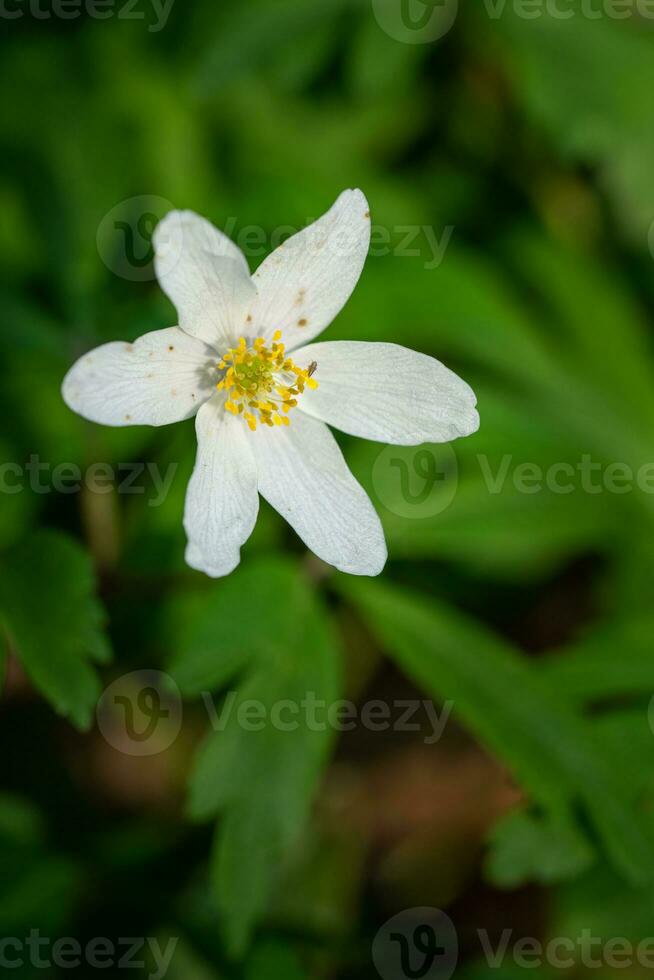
{"left": 247, "top": 189, "right": 371, "bottom": 350}
{"left": 62, "top": 327, "right": 216, "bottom": 427}
{"left": 250, "top": 411, "right": 386, "bottom": 576}
{"left": 293, "top": 341, "right": 479, "bottom": 445}
{"left": 154, "top": 210, "right": 257, "bottom": 349}
{"left": 184, "top": 394, "right": 259, "bottom": 578}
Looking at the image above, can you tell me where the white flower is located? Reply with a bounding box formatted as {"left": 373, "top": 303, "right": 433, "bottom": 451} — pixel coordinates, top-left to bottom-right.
{"left": 62, "top": 190, "right": 479, "bottom": 578}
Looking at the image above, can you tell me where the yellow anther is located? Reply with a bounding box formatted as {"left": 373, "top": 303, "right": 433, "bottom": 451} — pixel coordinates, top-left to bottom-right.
{"left": 217, "top": 331, "right": 317, "bottom": 431}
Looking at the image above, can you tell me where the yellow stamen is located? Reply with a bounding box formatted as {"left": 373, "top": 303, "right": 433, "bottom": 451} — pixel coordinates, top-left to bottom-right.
{"left": 216, "top": 332, "right": 318, "bottom": 431}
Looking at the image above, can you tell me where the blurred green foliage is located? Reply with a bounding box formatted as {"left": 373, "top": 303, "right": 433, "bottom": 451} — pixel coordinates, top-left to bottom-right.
{"left": 2, "top": 0, "right": 654, "bottom": 977}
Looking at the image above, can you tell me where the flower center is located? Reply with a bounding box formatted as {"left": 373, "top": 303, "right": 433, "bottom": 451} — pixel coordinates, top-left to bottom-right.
{"left": 216, "top": 331, "right": 318, "bottom": 431}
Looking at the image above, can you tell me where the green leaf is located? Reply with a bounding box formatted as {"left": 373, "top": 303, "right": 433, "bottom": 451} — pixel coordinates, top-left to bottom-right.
{"left": 168, "top": 558, "right": 317, "bottom": 697}
{"left": 186, "top": 558, "right": 342, "bottom": 957}
{"left": 591, "top": 710, "right": 654, "bottom": 804}
{"left": 160, "top": 937, "right": 225, "bottom": 980}
{"left": 0, "top": 529, "right": 110, "bottom": 729}
{"left": 346, "top": 385, "right": 618, "bottom": 580}
{"left": 485, "top": 808, "right": 595, "bottom": 888}
{"left": 504, "top": 231, "right": 654, "bottom": 428}
{"left": 0, "top": 854, "right": 80, "bottom": 936}
{"left": 244, "top": 938, "right": 306, "bottom": 980}
{"left": 337, "top": 247, "right": 555, "bottom": 385}
{"left": 483, "top": 10, "right": 654, "bottom": 240}
{"left": 0, "top": 794, "right": 44, "bottom": 848}
{"left": 0, "top": 797, "right": 80, "bottom": 936}
{"left": 538, "top": 615, "right": 654, "bottom": 707}
{"left": 337, "top": 576, "right": 654, "bottom": 886}
{"left": 193, "top": 0, "right": 351, "bottom": 93}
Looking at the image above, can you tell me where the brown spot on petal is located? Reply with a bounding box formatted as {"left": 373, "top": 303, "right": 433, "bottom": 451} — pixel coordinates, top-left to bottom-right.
{"left": 364, "top": 210, "right": 370, "bottom": 218}
{"left": 246, "top": 314, "right": 253, "bottom": 323}
{"left": 295, "top": 289, "right": 306, "bottom": 305}
{"left": 125, "top": 414, "right": 132, "bottom": 421}
{"left": 297, "top": 318, "right": 308, "bottom": 327}
{"left": 168, "top": 345, "right": 175, "bottom": 351}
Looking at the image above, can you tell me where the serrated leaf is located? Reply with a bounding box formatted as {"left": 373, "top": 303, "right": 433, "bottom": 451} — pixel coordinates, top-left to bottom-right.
{"left": 168, "top": 558, "right": 315, "bottom": 697}
{"left": 0, "top": 529, "right": 110, "bottom": 729}
{"left": 186, "top": 558, "right": 341, "bottom": 957}
{"left": 337, "top": 576, "right": 654, "bottom": 886}
{"left": 485, "top": 808, "right": 595, "bottom": 889}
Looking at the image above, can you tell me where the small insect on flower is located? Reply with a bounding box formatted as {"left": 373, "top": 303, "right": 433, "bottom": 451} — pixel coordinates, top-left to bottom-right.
{"left": 62, "top": 189, "right": 479, "bottom": 578}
